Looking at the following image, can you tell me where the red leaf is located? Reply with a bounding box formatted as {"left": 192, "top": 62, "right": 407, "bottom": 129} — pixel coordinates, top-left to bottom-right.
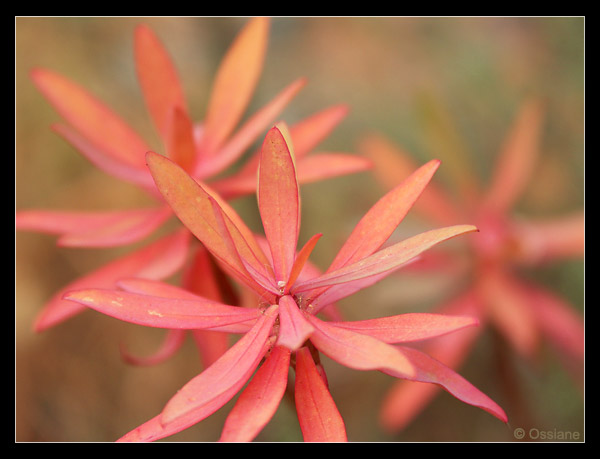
{"left": 159, "top": 305, "right": 278, "bottom": 427}
{"left": 328, "top": 159, "right": 441, "bottom": 272}
{"left": 294, "top": 346, "right": 347, "bottom": 442}
{"left": 293, "top": 225, "right": 478, "bottom": 293}
{"left": 146, "top": 151, "right": 273, "bottom": 300}
{"left": 394, "top": 346, "right": 508, "bottom": 424}
{"left": 134, "top": 24, "right": 188, "bottom": 142}
{"left": 33, "top": 230, "right": 190, "bottom": 332}
{"left": 277, "top": 295, "right": 315, "bottom": 350}
{"left": 63, "top": 288, "right": 261, "bottom": 331}
{"left": 31, "top": 68, "right": 150, "bottom": 170}
{"left": 257, "top": 125, "right": 300, "bottom": 284}
{"left": 51, "top": 124, "right": 157, "bottom": 192}
{"left": 284, "top": 233, "right": 322, "bottom": 293}
{"left": 483, "top": 99, "right": 544, "bottom": 214}
{"left": 194, "top": 78, "right": 306, "bottom": 179}
{"left": 165, "top": 106, "right": 196, "bottom": 172}
{"left": 306, "top": 315, "right": 415, "bottom": 378}
{"left": 120, "top": 329, "right": 187, "bottom": 366}
{"left": 220, "top": 346, "right": 291, "bottom": 442}
{"left": 200, "top": 17, "right": 269, "bottom": 155}
{"left": 331, "top": 313, "right": 478, "bottom": 343}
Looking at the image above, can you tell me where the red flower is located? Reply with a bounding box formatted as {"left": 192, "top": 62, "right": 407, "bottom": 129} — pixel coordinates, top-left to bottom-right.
{"left": 16, "top": 18, "right": 370, "bottom": 335}
{"left": 65, "top": 124, "right": 507, "bottom": 441}
{"left": 360, "top": 98, "right": 584, "bottom": 432}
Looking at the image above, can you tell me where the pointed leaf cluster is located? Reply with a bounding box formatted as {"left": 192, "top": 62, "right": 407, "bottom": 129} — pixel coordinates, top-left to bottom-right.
{"left": 64, "top": 124, "right": 506, "bottom": 442}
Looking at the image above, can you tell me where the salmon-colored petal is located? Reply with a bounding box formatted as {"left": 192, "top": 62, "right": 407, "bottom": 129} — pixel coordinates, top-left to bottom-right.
{"left": 233, "top": 104, "right": 351, "bottom": 179}
{"left": 52, "top": 124, "right": 157, "bottom": 192}
{"left": 118, "top": 308, "right": 274, "bottom": 443}
{"left": 395, "top": 346, "right": 508, "bottom": 424}
{"left": 293, "top": 225, "right": 478, "bottom": 293}
{"left": 32, "top": 229, "right": 190, "bottom": 332}
{"left": 166, "top": 106, "right": 196, "bottom": 172}
{"left": 277, "top": 295, "right": 315, "bottom": 350}
{"left": 285, "top": 233, "right": 322, "bottom": 293}
{"left": 512, "top": 211, "right": 585, "bottom": 264}
{"left": 332, "top": 313, "right": 478, "bottom": 344}
{"left": 159, "top": 305, "right": 278, "bottom": 428}
{"left": 519, "top": 280, "right": 584, "bottom": 359}
{"left": 294, "top": 346, "right": 347, "bottom": 442}
{"left": 194, "top": 78, "right": 307, "bottom": 179}
{"left": 258, "top": 125, "right": 300, "bottom": 284}
{"left": 200, "top": 17, "right": 269, "bottom": 156}
{"left": 191, "top": 330, "right": 232, "bottom": 369}
{"left": 31, "top": 68, "right": 151, "bottom": 170}
{"left": 479, "top": 266, "right": 539, "bottom": 358}
{"left": 295, "top": 153, "right": 372, "bottom": 186}
{"left": 209, "top": 197, "right": 278, "bottom": 294}
{"left": 134, "top": 24, "right": 188, "bottom": 141}
{"left": 328, "top": 159, "right": 442, "bottom": 272}
{"left": 58, "top": 207, "right": 171, "bottom": 248}
{"left": 483, "top": 99, "right": 544, "bottom": 213}
{"left": 120, "top": 329, "right": 187, "bottom": 366}
{"left": 146, "top": 151, "right": 270, "bottom": 297}
{"left": 380, "top": 290, "right": 483, "bottom": 432}
{"left": 306, "top": 315, "right": 415, "bottom": 378}
{"left": 63, "top": 288, "right": 261, "bottom": 330}
{"left": 220, "top": 346, "right": 291, "bottom": 442}
{"left": 359, "top": 133, "right": 461, "bottom": 226}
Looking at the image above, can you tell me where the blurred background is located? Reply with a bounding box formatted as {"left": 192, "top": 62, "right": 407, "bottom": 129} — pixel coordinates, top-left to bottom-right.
{"left": 15, "top": 17, "right": 584, "bottom": 442}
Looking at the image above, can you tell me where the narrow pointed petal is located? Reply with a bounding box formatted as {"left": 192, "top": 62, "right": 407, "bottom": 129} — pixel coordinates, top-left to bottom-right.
{"left": 285, "top": 233, "right": 322, "bottom": 293}
{"left": 293, "top": 225, "right": 478, "bottom": 293}
{"left": 479, "top": 267, "right": 539, "bottom": 358}
{"left": 332, "top": 313, "right": 478, "bottom": 344}
{"left": 258, "top": 125, "right": 300, "bottom": 283}
{"left": 59, "top": 207, "right": 171, "bottom": 247}
{"left": 513, "top": 211, "right": 585, "bottom": 263}
{"left": 146, "top": 151, "right": 271, "bottom": 297}
{"left": 359, "top": 133, "right": 461, "bottom": 226}
{"left": 120, "top": 329, "right": 187, "bottom": 366}
{"left": 380, "top": 290, "right": 483, "bottom": 431}
{"left": 52, "top": 124, "right": 157, "bottom": 191}
{"left": 294, "top": 153, "right": 372, "bottom": 186}
{"left": 328, "top": 159, "right": 442, "bottom": 272}
{"left": 159, "top": 305, "right": 278, "bottom": 428}
{"left": 394, "top": 346, "right": 508, "bottom": 424}
{"left": 134, "top": 24, "right": 188, "bottom": 141}
{"left": 306, "top": 315, "right": 415, "bottom": 378}
{"left": 220, "top": 346, "right": 291, "bottom": 442}
{"left": 166, "top": 106, "right": 196, "bottom": 172}
{"left": 200, "top": 17, "right": 269, "bottom": 155}
{"left": 33, "top": 230, "right": 190, "bottom": 332}
{"left": 31, "top": 68, "right": 151, "bottom": 169}
{"left": 483, "top": 99, "right": 544, "bottom": 213}
{"left": 289, "top": 104, "right": 350, "bottom": 158}
{"left": 191, "top": 330, "right": 232, "bottom": 369}
{"left": 64, "top": 288, "right": 262, "bottom": 330}
{"left": 294, "top": 346, "right": 347, "bottom": 442}
{"left": 519, "top": 280, "right": 584, "bottom": 359}
{"left": 236, "top": 104, "right": 351, "bottom": 178}
{"left": 209, "top": 197, "right": 278, "bottom": 293}
{"left": 194, "top": 78, "right": 307, "bottom": 179}
{"left": 277, "top": 295, "right": 315, "bottom": 350}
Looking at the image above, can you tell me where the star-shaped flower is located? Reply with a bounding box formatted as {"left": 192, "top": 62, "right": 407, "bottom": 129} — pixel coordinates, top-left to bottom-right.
{"left": 360, "top": 97, "right": 584, "bottom": 432}
{"left": 16, "top": 18, "right": 370, "bottom": 336}
{"left": 65, "top": 124, "right": 507, "bottom": 441}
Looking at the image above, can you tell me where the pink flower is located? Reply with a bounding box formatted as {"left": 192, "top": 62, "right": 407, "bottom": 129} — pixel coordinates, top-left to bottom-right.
{"left": 65, "top": 124, "right": 507, "bottom": 441}
{"left": 360, "top": 98, "right": 584, "bottom": 432}
{"left": 16, "top": 18, "right": 370, "bottom": 336}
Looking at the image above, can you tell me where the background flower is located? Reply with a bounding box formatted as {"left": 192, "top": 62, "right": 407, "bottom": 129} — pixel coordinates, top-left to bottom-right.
{"left": 16, "top": 17, "right": 583, "bottom": 441}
